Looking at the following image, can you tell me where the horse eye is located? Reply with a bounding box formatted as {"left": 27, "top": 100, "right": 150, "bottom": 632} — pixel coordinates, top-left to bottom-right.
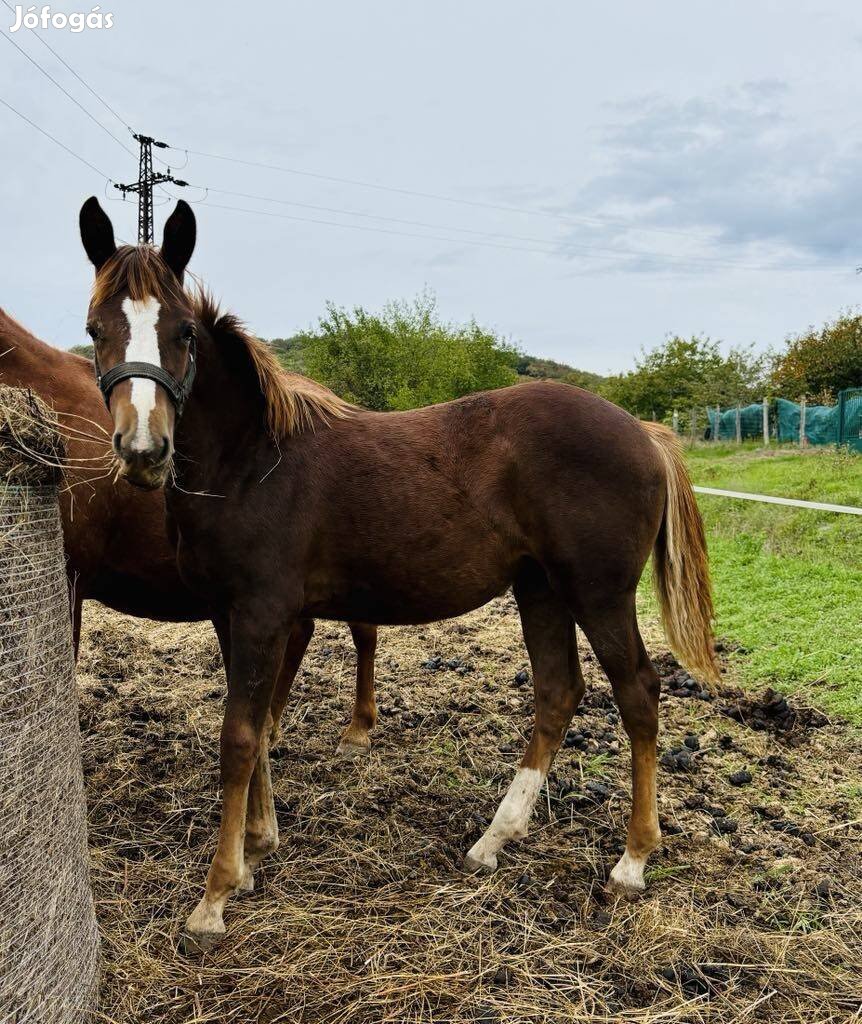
{"left": 85, "top": 323, "right": 100, "bottom": 341}
{"left": 180, "top": 323, "right": 196, "bottom": 344}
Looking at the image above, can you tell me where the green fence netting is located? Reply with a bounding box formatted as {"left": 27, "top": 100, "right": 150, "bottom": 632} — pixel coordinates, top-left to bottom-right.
{"left": 703, "top": 392, "right": 862, "bottom": 446}
{"left": 775, "top": 398, "right": 839, "bottom": 444}
{"left": 707, "top": 404, "right": 764, "bottom": 441}
{"left": 838, "top": 389, "right": 862, "bottom": 450}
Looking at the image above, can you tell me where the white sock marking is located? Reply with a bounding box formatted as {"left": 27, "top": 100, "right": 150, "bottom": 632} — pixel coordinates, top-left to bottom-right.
{"left": 121, "top": 296, "right": 161, "bottom": 452}
{"left": 610, "top": 849, "right": 647, "bottom": 891}
{"left": 467, "top": 767, "right": 544, "bottom": 869}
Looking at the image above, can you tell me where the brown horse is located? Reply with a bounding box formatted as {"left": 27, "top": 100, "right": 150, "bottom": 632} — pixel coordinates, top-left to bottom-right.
{"left": 79, "top": 197, "right": 718, "bottom": 952}
{"left": 0, "top": 309, "right": 379, "bottom": 757}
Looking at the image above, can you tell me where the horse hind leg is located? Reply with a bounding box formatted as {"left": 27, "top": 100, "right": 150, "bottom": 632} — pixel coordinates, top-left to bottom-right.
{"left": 336, "top": 624, "right": 378, "bottom": 757}
{"left": 268, "top": 618, "right": 315, "bottom": 747}
{"left": 465, "top": 565, "right": 584, "bottom": 873}
{"left": 236, "top": 617, "right": 318, "bottom": 893}
{"left": 577, "top": 594, "right": 662, "bottom": 898}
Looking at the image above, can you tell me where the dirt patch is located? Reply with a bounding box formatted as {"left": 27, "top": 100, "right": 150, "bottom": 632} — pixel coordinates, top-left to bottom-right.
{"left": 719, "top": 688, "right": 830, "bottom": 741}
{"left": 76, "top": 596, "right": 862, "bottom": 1023}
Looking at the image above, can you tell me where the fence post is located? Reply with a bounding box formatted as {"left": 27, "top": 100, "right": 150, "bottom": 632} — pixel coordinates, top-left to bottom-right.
{"left": 800, "top": 396, "right": 808, "bottom": 449}
{"left": 714, "top": 405, "right": 720, "bottom": 443}
{"left": 762, "top": 398, "right": 769, "bottom": 446}
{"left": 837, "top": 389, "right": 846, "bottom": 448}
{"left": 735, "top": 404, "right": 742, "bottom": 444}
{"left": 690, "top": 408, "right": 697, "bottom": 444}
{"left": 672, "top": 409, "right": 679, "bottom": 435}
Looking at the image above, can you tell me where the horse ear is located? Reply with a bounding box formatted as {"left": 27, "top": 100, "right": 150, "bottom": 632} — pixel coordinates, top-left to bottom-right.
{"left": 79, "top": 196, "right": 116, "bottom": 270}
{"left": 161, "top": 200, "right": 196, "bottom": 279}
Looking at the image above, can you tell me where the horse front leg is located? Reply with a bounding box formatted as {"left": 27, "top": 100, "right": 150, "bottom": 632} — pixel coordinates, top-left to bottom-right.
{"left": 182, "top": 609, "right": 291, "bottom": 952}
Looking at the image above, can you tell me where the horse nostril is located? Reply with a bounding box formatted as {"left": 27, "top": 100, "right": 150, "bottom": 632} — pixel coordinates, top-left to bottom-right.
{"left": 159, "top": 437, "right": 171, "bottom": 462}
{"left": 112, "top": 431, "right": 123, "bottom": 456}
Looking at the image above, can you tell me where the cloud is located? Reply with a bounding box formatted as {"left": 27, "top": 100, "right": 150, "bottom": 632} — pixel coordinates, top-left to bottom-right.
{"left": 556, "top": 83, "right": 862, "bottom": 272}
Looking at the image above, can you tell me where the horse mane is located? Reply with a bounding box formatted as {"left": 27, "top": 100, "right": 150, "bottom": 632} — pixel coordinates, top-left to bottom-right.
{"left": 91, "top": 246, "right": 352, "bottom": 438}
{"left": 91, "top": 245, "right": 186, "bottom": 309}
{"left": 192, "top": 290, "right": 353, "bottom": 438}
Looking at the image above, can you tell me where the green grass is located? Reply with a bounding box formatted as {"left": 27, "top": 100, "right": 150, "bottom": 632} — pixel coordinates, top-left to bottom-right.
{"left": 675, "top": 444, "right": 862, "bottom": 722}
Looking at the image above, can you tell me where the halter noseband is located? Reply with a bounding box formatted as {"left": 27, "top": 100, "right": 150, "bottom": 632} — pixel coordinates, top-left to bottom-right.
{"left": 94, "top": 336, "right": 196, "bottom": 415}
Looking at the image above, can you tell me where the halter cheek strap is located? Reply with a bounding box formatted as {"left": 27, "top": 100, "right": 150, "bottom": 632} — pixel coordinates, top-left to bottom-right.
{"left": 94, "top": 336, "right": 196, "bottom": 415}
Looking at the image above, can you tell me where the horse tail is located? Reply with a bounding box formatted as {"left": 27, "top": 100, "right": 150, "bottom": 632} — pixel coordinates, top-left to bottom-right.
{"left": 641, "top": 422, "right": 719, "bottom": 683}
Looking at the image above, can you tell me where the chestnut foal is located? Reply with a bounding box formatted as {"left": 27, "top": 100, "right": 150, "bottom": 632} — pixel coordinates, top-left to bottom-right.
{"left": 79, "top": 198, "right": 718, "bottom": 951}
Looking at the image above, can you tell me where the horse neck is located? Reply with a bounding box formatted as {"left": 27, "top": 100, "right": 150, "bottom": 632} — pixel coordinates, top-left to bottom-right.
{"left": 0, "top": 313, "right": 111, "bottom": 447}
{"left": 0, "top": 315, "right": 77, "bottom": 404}
{"left": 172, "top": 325, "right": 279, "bottom": 493}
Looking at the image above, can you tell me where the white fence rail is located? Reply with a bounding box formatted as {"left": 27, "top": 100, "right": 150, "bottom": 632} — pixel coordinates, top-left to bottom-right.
{"left": 693, "top": 485, "right": 862, "bottom": 516}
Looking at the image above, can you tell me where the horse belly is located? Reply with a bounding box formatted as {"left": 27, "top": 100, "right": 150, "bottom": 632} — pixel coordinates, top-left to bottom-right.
{"left": 303, "top": 546, "right": 515, "bottom": 626}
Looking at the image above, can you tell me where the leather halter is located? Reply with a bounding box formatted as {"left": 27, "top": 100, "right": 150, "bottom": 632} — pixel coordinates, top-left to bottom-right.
{"left": 94, "top": 336, "right": 196, "bottom": 414}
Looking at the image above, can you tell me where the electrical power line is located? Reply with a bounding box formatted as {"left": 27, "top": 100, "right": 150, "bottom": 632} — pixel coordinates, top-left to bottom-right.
{"left": 0, "top": 26, "right": 844, "bottom": 276}
{"left": 0, "top": 28, "right": 134, "bottom": 158}
{"left": 168, "top": 182, "right": 844, "bottom": 272}
{"left": 0, "top": 0, "right": 130, "bottom": 131}
{"left": 193, "top": 197, "right": 844, "bottom": 273}
{"left": 0, "top": 96, "right": 112, "bottom": 179}
{"left": 168, "top": 144, "right": 751, "bottom": 247}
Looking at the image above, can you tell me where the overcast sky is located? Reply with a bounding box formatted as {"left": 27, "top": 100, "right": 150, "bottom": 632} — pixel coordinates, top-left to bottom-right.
{"left": 2, "top": 1, "right": 861, "bottom": 372}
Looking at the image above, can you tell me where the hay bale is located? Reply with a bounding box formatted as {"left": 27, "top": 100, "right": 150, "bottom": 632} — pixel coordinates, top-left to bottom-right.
{"left": 0, "top": 386, "right": 99, "bottom": 1021}
{"left": 0, "top": 385, "right": 66, "bottom": 486}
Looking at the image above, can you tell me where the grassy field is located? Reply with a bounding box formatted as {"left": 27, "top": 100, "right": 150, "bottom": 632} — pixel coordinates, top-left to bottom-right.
{"left": 674, "top": 443, "right": 862, "bottom": 722}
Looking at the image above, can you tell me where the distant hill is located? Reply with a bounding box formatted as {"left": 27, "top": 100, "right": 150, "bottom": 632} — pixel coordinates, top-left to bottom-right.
{"left": 514, "top": 354, "right": 606, "bottom": 392}
{"left": 268, "top": 336, "right": 307, "bottom": 373}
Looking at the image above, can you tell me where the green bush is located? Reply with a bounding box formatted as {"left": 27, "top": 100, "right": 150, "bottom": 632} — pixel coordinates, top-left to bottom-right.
{"left": 296, "top": 291, "right": 520, "bottom": 410}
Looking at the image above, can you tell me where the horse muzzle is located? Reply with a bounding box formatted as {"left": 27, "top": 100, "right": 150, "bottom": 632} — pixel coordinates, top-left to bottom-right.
{"left": 113, "top": 432, "right": 172, "bottom": 490}
{"left": 117, "top": 456, "right": 171, "bottom": 491}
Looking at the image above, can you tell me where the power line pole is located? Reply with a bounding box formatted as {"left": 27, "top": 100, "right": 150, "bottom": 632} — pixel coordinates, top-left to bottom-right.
{"left": 114, "top": 133, "right": 188, "bottom": 243}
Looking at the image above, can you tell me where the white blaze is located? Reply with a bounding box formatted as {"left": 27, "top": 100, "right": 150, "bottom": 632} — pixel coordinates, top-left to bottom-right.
{"left": 121, "top": 296, "right": 161, "bottom": 452}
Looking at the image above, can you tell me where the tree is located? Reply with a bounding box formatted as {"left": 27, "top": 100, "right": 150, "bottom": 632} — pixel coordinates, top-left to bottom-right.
{"left": 770, "top": 311, "right": 862, "bottom": 400}
{"left": 599, "top": 335, "right": 765, "bottom": 420}
{"left": 299, "top": 291, "right": 520, "bottom": 410}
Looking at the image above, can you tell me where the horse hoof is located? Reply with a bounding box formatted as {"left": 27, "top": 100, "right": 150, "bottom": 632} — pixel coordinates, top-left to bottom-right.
{"left": 463, "top": 848, "right": 498, "bottom": 874}
{"left": 238, "top": 867, "right": 255, "bottom": 893}
{"left": 608, "top": 851, "right": 646, "bottom": 900}
{"left": 606, "top": 876, "right": 644, "bottom": 901}
{"left": 179, "top": 928, "right": 224, "bottom": 955}
{"left": 335, "top": 739, "right": 370, "bottom": 759}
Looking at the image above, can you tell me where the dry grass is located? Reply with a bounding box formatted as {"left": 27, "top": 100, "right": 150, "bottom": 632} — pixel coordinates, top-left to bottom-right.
{"left": 77, "top": 597, "right": 862, "bottom": 1024}
{"left": 0, "top": 384, "right": 65, "bottom": 485}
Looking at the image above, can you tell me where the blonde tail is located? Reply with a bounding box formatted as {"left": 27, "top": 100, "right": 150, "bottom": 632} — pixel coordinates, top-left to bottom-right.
{"left": 642, "top": 422, "right": 719, "bottom": 683}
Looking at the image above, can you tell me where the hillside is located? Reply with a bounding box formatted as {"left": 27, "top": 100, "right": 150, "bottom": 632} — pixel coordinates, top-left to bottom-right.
{"left": 514, "top": 353, "right": 606, "bottom": 391}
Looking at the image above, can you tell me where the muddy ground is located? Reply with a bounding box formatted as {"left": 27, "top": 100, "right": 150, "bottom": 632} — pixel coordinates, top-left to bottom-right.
{"left": 77, "top": 596, "right": 862, "bottom": 1024}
